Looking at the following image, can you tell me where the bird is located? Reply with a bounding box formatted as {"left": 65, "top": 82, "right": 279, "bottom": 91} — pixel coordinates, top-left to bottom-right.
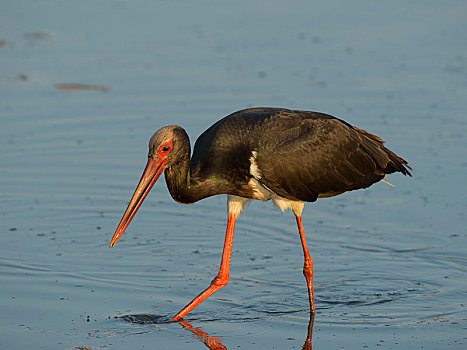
{"left": 109, "top": 107, "right": 411, "bottom": 322}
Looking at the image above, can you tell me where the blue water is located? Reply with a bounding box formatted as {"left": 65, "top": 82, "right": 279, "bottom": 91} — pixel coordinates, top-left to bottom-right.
{"left": 1, "top": 1, "right": 466, "bottom": 349}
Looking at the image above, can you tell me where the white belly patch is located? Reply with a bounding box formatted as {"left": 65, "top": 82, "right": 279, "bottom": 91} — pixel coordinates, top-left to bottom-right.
{"left": 227, "top": 150, "right": 305, "bottom": 217}
{"left": 227, "top": 178, "right": 304, "bottom": 217}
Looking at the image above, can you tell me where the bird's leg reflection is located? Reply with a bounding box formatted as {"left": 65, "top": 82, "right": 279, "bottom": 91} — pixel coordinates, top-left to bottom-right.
{"left": 178, "top": 313, "right": 314, "bottom": 350}
{"left": 179, "top": 320, "right": 227, "bottom": 350}
{"left": 302, "top": 312, "right": 315, "bottom": 350}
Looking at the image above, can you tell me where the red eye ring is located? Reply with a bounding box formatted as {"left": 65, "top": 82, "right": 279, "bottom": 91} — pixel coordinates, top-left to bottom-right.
{"left": 158, "top": 139, "right": 173, "bottom": 158}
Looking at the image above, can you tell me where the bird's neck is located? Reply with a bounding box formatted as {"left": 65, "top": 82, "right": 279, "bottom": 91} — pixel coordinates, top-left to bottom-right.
{"left": 164, "top": 136, "right": 217, "bottom": 204}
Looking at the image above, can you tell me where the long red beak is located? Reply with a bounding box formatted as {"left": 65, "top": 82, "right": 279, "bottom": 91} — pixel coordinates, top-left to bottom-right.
{"left": 110, "top": 158, "right": 166, "bottom": 247}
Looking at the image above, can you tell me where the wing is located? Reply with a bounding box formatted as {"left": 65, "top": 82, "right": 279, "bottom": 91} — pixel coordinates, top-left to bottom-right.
{"left": 254, "top": 110, "right": 411, "bottom": 202}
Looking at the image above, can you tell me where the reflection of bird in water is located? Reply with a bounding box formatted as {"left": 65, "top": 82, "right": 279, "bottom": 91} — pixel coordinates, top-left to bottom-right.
{"left": 180, "top": 314, "right": 315, "bottom": 350}
{"left": 119, "top": 312, "right": 315, "bottom": 349}
{"left": 109, "top": 108, "right": 411, "bottom": 322}
{"left": 303, "top": 313, "right": 315, "bottom": 350}
{"left": 179, "top": 320, "right": 227, "bottom": 350}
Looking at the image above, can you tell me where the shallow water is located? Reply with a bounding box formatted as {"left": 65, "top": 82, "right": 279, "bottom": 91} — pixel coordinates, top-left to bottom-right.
{"left": 1, "top": 1, "right": 466, "bottom": 349}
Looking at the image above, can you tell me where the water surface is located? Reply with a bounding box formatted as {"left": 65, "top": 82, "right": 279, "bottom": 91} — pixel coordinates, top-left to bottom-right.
{"left": 1, "top": 1, "right": 466, "bottom": 349}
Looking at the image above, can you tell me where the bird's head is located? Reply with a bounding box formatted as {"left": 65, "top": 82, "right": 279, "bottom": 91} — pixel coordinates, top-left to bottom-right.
{"left": 148, "top": 125, "right": 187, "bottom": 168}
{"left": 109, "top": 125, "right": 186, "bottom": 248}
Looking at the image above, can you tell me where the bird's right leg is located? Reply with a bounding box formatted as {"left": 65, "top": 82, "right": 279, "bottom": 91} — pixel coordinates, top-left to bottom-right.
{"left": 295, "top": 215, "right": 316, "bottom": 314}
{"left": 170, "top": 213, "right": 237, "bottom": 322}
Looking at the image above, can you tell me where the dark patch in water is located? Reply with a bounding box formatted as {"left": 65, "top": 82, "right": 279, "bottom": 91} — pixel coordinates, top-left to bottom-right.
{"left": 116, "top": 313, "right": 172, "bottom": 324}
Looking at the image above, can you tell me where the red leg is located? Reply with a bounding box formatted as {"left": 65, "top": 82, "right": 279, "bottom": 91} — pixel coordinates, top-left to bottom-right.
{"left": 170, "top": 213, "right": 237, "bottom": 322}
{"left": 295, "top": 215, "right": 315, "bottom": 314}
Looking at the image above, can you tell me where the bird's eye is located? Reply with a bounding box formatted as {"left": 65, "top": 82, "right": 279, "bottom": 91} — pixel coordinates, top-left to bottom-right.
{"left": 157, "top": 139, "right": 173, "bottom": 158}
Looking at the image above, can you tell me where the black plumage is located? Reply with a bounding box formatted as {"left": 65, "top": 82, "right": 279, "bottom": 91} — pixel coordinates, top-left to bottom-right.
{"left": 111, "top": 107, "right": 411, "bottom": 322}
{"left": 185, "top": 107, "right": 411, "bottom": 203}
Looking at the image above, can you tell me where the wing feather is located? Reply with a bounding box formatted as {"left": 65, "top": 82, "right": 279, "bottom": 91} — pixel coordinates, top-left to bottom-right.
{"left": 254, "top": 111, "right": 411, "bottom": 201}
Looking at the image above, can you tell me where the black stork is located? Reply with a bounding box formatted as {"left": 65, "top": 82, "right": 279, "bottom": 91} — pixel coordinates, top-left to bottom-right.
{"left": 109, "top": 107, "right": 411, "bottom": 322}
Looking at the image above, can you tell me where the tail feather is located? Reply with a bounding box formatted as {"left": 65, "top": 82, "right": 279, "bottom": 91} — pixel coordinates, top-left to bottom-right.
{"left": 353, "top": 126, "right": 412, "bottom": 177}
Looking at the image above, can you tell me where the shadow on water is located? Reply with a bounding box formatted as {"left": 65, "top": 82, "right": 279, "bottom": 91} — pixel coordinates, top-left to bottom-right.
{"left": 116, "top": 312, "right": 316, "bottom": 349}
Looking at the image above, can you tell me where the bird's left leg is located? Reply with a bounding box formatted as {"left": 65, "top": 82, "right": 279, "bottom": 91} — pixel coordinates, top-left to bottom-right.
{"left": 295, "top": 214, "right": 316, "bottom": 314}
{"left": 170, "top": 213, "right": 237, "bottom": 322}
